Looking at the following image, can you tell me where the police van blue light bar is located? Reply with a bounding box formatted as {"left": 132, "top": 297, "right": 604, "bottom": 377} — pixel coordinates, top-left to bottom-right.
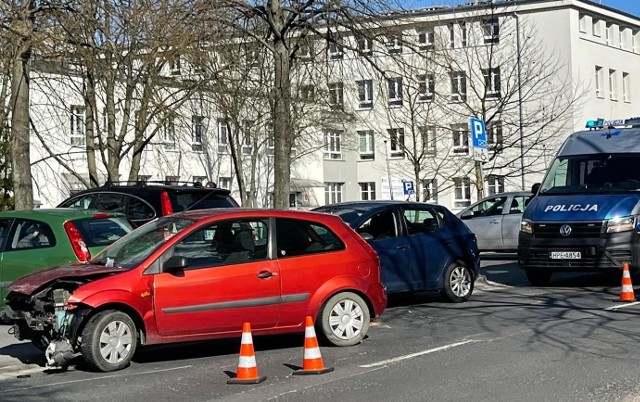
{"left": 585, "top": 117, "right": 640, "bottom": 130}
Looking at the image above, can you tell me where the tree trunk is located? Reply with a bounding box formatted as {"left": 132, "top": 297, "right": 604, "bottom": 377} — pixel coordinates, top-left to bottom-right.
{"left": 85, "top": 71, "right": 99, "bottom": 187}
{"left": 272, "top": 39, "right": 292, "bottom": 209}
{"left": 10, "top": 9, "right": 35, "bottom": 210}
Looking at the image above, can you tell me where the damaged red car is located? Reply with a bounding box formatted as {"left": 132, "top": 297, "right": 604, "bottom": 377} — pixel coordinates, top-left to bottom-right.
{"left": 4, "top": 209, "right": 386, "bottom": 372}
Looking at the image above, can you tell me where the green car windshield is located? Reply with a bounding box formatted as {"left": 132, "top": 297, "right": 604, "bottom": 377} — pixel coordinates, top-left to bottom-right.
{"left": 91, "top": 216, "right": 195, "bottom": 269}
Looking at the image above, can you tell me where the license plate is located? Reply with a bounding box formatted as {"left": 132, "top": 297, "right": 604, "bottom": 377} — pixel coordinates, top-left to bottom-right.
{"left": 549, "top": 251, "right": 581, "bottom": 259}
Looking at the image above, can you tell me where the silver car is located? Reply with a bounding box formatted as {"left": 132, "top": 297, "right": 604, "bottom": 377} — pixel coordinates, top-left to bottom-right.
{"left": 456, "top": 191, "right": 531, "bottom": 252}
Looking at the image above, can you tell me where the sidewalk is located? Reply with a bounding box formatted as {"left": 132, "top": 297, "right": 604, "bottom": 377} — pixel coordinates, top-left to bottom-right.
{"left": 0, "top": 324, "right": 46, "bottom": 380}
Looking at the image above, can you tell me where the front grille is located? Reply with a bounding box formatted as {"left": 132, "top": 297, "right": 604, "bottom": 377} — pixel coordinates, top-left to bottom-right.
{"left": 524, "top": 247, "right": 631, "bottom": 269}
{"left": 533, "top": 222, "right": 603, "bottom": 239}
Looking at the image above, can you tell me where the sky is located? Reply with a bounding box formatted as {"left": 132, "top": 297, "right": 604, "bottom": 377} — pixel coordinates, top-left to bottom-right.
{"left": 405, "top": 0, "right": 640, "bottom": 17}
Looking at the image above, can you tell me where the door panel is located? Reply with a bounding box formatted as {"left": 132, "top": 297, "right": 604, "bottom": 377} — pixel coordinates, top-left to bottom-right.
{"left": 463, "top": 196, "right": 508, "bottom": 250}
{"left": 502, "top": 196, "right": 527, "bottom": 250}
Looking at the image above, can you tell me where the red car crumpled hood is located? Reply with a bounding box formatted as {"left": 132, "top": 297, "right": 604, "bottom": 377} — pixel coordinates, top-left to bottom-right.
{"left": 9, "top": 263, "right": 125, "bottom": 295}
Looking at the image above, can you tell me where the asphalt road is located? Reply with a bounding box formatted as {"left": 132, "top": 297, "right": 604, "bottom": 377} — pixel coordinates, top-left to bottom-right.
{"left": 2, "top": 257, "right": 640, "bottom": 402}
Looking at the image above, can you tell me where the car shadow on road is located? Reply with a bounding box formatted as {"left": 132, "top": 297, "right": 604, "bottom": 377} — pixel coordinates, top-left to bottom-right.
{"left": 0, "top": 342, "right": 45, "bottom": 366}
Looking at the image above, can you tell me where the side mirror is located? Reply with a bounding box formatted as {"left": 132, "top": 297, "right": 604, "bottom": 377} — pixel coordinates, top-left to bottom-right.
{"left": 360, "top": 232, "right": 374, "bottom": 242}
{"left": 530, "top": 183, "right": 541, "bottom": 195}
{"left": 460, "top": 210, "right": 473, "bottom": 220}
{"left": 164, "top": 256, "right": 188, "bottom": 274}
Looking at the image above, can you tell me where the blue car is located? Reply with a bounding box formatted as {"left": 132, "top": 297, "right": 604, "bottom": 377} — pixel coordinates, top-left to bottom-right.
{"left": 314, "top": 201, "right": 480, "bottom": 302}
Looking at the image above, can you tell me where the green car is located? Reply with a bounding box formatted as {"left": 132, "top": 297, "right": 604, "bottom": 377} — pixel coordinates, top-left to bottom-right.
{"left": 0, "top": 209, "right": 131, "bottom": 306}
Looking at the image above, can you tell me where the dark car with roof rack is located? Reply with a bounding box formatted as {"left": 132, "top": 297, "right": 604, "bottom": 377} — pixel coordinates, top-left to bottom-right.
{"left": 57, "top": 180, "right": 239, "bottom": 227}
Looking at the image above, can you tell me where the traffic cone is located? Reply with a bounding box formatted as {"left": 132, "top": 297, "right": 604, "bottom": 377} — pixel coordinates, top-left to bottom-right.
{"left": 619, "top": 262, "right": 636, "bottom": 302}
{"left": 227, "top": 322, "right": 266, "bottom": 384}
{"left": 293, "top": 316, "right": 334, "bottom": 375}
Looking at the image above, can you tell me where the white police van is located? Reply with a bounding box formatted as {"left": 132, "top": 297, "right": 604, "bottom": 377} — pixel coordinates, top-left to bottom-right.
{"left": 518, "top": 117, "right": 640, "bottom": 285}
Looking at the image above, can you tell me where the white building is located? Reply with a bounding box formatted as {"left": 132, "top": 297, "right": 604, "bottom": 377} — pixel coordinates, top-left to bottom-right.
{"left": 28, "top": 0, "right": 640, "bottom": 211}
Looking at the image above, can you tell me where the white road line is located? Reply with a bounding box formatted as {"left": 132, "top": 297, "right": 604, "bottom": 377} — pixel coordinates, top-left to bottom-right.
{"left": 2, "top": 365, "right": 192, "bottom": 393}
{"left": 605, "top": 301, "right": 640, "bottom": 311}
{"left": 359, "top": 340, "right": 479, "bottom": 368}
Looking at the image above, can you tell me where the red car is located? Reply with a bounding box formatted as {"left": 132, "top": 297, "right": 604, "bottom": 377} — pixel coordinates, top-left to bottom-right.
{"left": 5, "top": 209, "right": 386, "bottom": 372}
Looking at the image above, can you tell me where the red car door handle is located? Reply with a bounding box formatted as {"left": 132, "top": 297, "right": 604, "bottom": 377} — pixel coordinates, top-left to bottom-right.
{"left": 257, "top": 270, "right": 277, "bottom": 279}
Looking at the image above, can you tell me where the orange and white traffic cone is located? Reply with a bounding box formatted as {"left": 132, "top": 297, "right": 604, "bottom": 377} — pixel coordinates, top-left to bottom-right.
{"left": 227, "top": 322, "right": 267, "bottom": 384}
{"left": 293, "top": 316, "right": 334, "bottom": 375}
{"left": 619, "top": 262, "right": 636, "bottom": 302}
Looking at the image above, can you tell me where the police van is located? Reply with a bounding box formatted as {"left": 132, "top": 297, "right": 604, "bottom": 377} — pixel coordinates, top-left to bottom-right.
{"left": 518, "top": 117, "right": 640, "bottom": 285}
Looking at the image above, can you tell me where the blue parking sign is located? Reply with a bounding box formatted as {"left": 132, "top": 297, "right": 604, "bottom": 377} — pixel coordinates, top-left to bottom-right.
{"left": 402, "top": 180, "right": 415, "bottom": 195}
{"left": 470, "top": 117, "right": 488, "bottom": 162}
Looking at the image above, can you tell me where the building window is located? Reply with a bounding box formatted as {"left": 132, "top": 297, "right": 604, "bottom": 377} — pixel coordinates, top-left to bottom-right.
{"left": 606, "top": 23, "right": 613, "bottom": 45}
{"left": 358, "top": 130, "right": 375, "bottom": 160}
{"left": 483, "top": 67, "right": 501, "bottom": 98}
{"left": 299, "top": 39, "right": 314, "bottom": 60}
{"left": 461, "top": 22, "right": 467, "bottom": 47}
{"left": 357, "top": 36, "right": 373, "bottom": 55}
{"left": 454, "top": 177, "right": 471, "bottom": 208}
{"left": 328, "top": 82, "right": 344, "bottom": 109}
{"left": 360, "top": 182, "right": 376, "bottom": 200}
{"left": 418, "top": 28, "right": 434, "bottom": 50}
{"left": 487, "top": 121, "right": 503, "bottom": 152}
{"left": 164, "top": 117, "right": 176, "bottom": 150}
{"left": 418, "top": 73, "right": 435, "bottom": 102}
{"left": 300, "top": 84, "right": 315, "bottom": 101}
{"left": 323, "top": 130, "right": 342, "bottom": 160}
{"left": 329, "top": 36, "right": 343, "bottom": 59}
{"left": 241, "top": 123, "right": 252, "bottom": 155}
{"left": 483, "top": 18, "right": 499, "bottom": 44}
{"left": 448, "top": 23, "right": 455, "bottom": 48}
{"left": 386, "top": 33, "right": 403, "bottom": 54}
{"left": 388, "top": 128, "right": 405, "bottom": 158}
{"left": 170, "top": 57, "right": 181, "bottom": 75}
{"left": 450, "top": 71, "right": 467, "bottom": 102}
{"left": 219, "top": 177, "right": 231, "bottom": 189}
{"left": 192, "top": 175, "right": 207, "bottom": 186}
{"left": 595, "top": 66, "right": 604, "bottom": 98}
{"left": 593, "top": 19, "right": 601, "bottom": 37}
{"left": 623, "top": 72, "right": 630, "bottom": 102}
{"left": 579, "top": 14, "right": 587, "bottom": 33}
{"left": 609, "top": 69, "right": 617, "bottom": 100}
{"left": 419, "top": 126, "right": 436, "bottom": 155}
{"left": 422, "top": 178, "right": 438, "bottom": 203}
{"left": 486, "top": 175, "right": 505, "bottom": 196}
{"left": 165, "top": 175, "right": 180, "bottom": 185}
{"left": 70, "top": 105, "right": 85, "bottom": 147}
{"left": 387, "top": 77, "right": 403, "bottom": 106}
{"left": 325, "top": 182, "right": 343, "bottom": 204}
{"left": 217, "top": 119, "right": 229, "bottom": 153}
{"left": 452, "top": 124, "right": 469, "bottom": 155}
{"left": 192, "top": 115, "right": 204, "bottom": 152}
{"left": 357, "top": 79, "right": 374, "bottom": 109}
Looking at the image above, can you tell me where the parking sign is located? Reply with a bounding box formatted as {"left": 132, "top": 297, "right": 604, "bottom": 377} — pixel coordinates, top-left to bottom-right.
{"left": 470, "top": 117, "right": 488, "bottom": 162}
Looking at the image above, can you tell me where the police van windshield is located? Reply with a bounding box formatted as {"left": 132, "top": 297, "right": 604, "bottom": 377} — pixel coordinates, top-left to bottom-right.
{"left": 540, "top": 153, "right": 640, "bottom": 194}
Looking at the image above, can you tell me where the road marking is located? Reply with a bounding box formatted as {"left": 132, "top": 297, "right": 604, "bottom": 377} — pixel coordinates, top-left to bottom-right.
{"left": 359, "top": 340, "right": 479, "bottom": 368}
{"left": 1, "top": 365, "right": 192, "bottom": 393}
{"left": 605, "top": 301, "right": 640, "bottom": 311}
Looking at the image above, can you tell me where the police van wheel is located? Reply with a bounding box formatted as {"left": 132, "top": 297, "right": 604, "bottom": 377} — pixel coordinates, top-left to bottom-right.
{"left": 525, "top": 269, "right": 552, "bottom": 286}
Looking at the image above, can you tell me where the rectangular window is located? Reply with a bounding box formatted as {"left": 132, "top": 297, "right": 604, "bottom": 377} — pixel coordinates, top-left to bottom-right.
{"left": 299, "top": 39, "right": 314, "bottom": 60}
{"left": 486, "top": 175, "right": 505, "bottom": 196}
{"left": 418, "top": 28, "right": 434, "bottom": 49}
{"left": 70, "top": 105, "right": 85, "bottom": 147}
{"left": 450, "top": 71, "right": 467, "bottom": 102}
{"left": 329, "top": 36, "right": 343, "bottom": 59}
{"left": 606, "top": 23, "right": 612, "bottom": 45}
{"left": 357, "top": 36, "right": 373, "bottom": 55}
{"left": 328, "top": 82, "right": 344, "bottom": 109}
{"left": 388, "top": 128, "right": 405, "bottom": 158}
{"left": 358, "top": 130, "right": 375, "bottom": 160}
{"left": 164, "top": 117, "right": 176, "bottom": 150}
{"left": 609, "top": 69, "right": 617, "bottom": 100}
{"left": 418, "top": 73, "right": 435, "bottom": 102}
{"left": 241, "top": 123, "right": 252, "bottom": 155}
{"left": 323, "top": 130, "right": 342, "bottom": 160}
{"left": 593, "top": 19, "right": 601, "bottom": 37}
{"left": 422, "top": 178, "right": 438, "bottom": 203}
{"left": 461, "top": 22, "right": 467, "bottom": 47}
{"left": 170, "top": 57, "right": 181, "bottom": 75}
{"left": 217, "top": 119, "right": 229, "bottom": 154}
{"left": 219, "top": 177, "right": 231, "bottom": 189}
{"left": 595, "top": 66, "right": 603, "bottom": 98}
{"left": 454, "top": 177, "right": 471, "bottom": 208}
{"left": 387, "top": 77, "right": 403, "bottom": 106}
{"left": 419, "top": 126, "right": 436, "bottom": 155}
{"left": 487, "top": 121, "right": 503, "bottom": 152}
{"left": 300, "top": 84, "right": 315, "bottom": 101}
{"left": 452, "top": 124, "right": 469, "bottom": 155}
{"left": 359, "top": 182, "right": 376, "bottom": 201}
{"left": 448, "top": 23, "right": 455, "bottom": 48}
{"left": 386, "top": 33, "right": 403, "bottom": 54}
{"left": 483, "top": 18, "right": 499, "bottom": 44}
{"left": 483, "top": 67, "right": 501, "bottom": 98}
{"left": 165, "top": 175, "right": 180, "bottom": 185}
{"left": 623, "top": 72, "right": 630, "bottom": 102}
{"left": 325, "top": 182, "right": 343, "bottom": 204}
{"left": 266, "top": 121, "right": 274, "bottom": 156}
{"left": 192, "top": 115, "right": 204, "bottom": 152}
{"left": 579, "top": 14, "right": 587, "bottom": 33}
{"left": 357, "top": 79, "right": 374, "bottom": 109}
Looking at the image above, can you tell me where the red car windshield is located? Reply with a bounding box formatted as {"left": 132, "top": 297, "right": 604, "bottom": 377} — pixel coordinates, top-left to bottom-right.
{"left": 91, "top": 217, "right": 195, "bottom": 269}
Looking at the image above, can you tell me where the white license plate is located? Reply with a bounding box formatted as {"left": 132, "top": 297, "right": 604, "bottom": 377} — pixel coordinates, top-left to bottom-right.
{"left": 549, "top": 251, "right": 581, "bottom": 259}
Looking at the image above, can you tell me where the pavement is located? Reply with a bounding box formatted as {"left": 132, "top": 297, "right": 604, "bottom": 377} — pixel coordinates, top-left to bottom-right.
{"left": 0, "top": 324, "right": 47, "bottom": 381}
